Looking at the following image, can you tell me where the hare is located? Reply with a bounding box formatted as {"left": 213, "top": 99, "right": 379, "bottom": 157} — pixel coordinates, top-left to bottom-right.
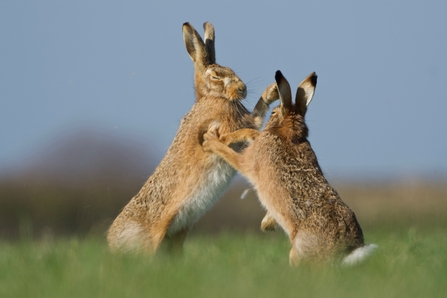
{"left": 107, "top": 22, "right": 278, "bottom": 254}
{"left": 203, "top": 70, "right": 377, "bottom": 265}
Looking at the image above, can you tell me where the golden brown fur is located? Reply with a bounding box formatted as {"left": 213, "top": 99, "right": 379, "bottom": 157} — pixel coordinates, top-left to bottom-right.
{"left": 203, "top": 71, "right": 376, "bottom": 265}
{"left": 107, "top": 22, "right": 278, "bottom": 254}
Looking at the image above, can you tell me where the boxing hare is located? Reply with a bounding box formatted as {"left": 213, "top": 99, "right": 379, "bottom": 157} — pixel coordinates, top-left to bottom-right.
{"left": 107, "top": 22, "right": 278, "bottom": 254}
{"left": 203, "top": 71, "right": 377, "bottom": 265}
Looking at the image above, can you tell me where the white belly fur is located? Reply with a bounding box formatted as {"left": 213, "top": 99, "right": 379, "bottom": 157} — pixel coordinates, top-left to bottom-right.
{"left": 166, "top": 158, "right": 235, "bottom": 235}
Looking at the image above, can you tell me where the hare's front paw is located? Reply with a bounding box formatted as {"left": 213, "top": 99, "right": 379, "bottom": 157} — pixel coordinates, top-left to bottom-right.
{"left": 262, "top": 83, "right": 279, "bottom": 105}
{"left": 260, "top": 212, "right": 278, "bottom": 232}
{"left": 219, "top": 133, "right": 233, "bottom": 146}
{"left": 202, "top": 130, "right": 220, "bottom": 152}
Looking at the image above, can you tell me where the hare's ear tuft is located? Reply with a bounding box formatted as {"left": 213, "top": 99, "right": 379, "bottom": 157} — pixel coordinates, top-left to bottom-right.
{"left": 182, "top": 22, "right": 208, "bottom": 71}
{"left": 203, "top": 22, "right": 216, "bottom": 64}
{"left": 275, "top": 70, "right": 292, "bottom": 111}
{"left": 295, "top": 72, "right": 317, "bottom": 116}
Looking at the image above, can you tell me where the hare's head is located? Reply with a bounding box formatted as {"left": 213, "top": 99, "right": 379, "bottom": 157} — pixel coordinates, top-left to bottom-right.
{"left": 183, "top": 22, "right": 247, "bottom": 101}
{"left": 265, "top": 71, "right": 317, "bottom": 143}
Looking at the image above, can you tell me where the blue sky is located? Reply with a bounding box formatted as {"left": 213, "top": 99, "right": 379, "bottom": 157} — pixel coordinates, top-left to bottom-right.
{"left": 1, "top": 1, "right": 446, "bottom": 179}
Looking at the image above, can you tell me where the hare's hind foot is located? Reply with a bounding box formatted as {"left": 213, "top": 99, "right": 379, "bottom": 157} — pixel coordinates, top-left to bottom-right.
{"left": 107, "top": 220, "right": 164, "bottom": 255}
{"left": 289, "top": 246, "right": 304, "bottom": 267}
{"left": 289, "top": 231, "right": 324, "bottom": 266}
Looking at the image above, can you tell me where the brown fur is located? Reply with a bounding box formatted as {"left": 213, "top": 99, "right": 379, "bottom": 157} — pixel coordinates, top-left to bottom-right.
{"left": 107, "top": 22, "right": 278, "bottom": 254}
{"left": 203, "top": 71, "right": 369, "bottom": 265}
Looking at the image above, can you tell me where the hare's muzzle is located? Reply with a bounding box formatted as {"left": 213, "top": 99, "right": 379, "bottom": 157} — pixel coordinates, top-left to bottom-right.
{"left": 239, "top": 85, "right": 247, "bottom": 98}
{"left": 233, "top": 81, "right": 247, "bottom": 100}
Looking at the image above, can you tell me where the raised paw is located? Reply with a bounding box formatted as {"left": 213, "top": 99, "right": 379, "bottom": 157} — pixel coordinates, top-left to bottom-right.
{"left": 202, "top": 129, "right": 221, "bottom": 152}
{"left": 219, "top": 133, "right": 233, "bottom": 146}
{"left": 262, "top": 83, "right": 279, "bottom": 105}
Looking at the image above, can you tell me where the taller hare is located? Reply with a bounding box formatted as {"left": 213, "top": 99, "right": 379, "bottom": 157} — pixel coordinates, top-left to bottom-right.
{"left": 203, "top": 71, "right": 377, "bottom": 266}
{"left": 107, "top": 22, "right": 278, "bottom": 254}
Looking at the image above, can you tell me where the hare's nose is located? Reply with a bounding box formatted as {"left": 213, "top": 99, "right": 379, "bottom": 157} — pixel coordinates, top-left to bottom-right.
{"left": 238, "top": 85, "right": 247, "bottom": 98}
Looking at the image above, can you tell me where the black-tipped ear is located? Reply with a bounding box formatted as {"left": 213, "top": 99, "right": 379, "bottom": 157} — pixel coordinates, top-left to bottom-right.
{"left": 203, "top": 22, "right": 216, "bottom": 64}
{"left": 182, "top": 23, "right": 197, "bottom": 60}
{"left": 275, "top": 70, "right": 292, "bottom": 110}
{"left": 182, "top": 22, "right": 208, "bottom": 70}
{"left": 295, "top": 72, "right": 317, "bottom": 116}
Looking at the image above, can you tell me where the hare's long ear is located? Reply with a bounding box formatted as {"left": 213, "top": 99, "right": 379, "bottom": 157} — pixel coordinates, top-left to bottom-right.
{"left": 275, "top": 70, "right": 292, "bottom": 111}
{"left": 182, "top": 22, "right": 209, "bottom": 72}
{"left": 295, "top": 72, "right": 317, "bottom": 116}
{"left": 203, "top": 22, "right": 216, "bottom": 64}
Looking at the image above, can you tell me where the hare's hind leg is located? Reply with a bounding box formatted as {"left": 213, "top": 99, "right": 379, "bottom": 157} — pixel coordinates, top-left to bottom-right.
{"left": 289, "top": 231, "right": 321, "bottom": 266}
{"left": 289, "top": 236, "right": 311, "bottom": 266}
{"left": 145, "top": 203, "right": 188, "bottom": 254}
{"left": 289, "top": 245, "right": 304, "bottom": 267}
{"left": 107, "top": 219, "right": 158, "bottom": 254}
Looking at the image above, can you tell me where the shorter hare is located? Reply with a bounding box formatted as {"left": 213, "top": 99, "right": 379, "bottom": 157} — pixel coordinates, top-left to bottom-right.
{"left": 203, "top": 71, "right": 377, "bottom": 265}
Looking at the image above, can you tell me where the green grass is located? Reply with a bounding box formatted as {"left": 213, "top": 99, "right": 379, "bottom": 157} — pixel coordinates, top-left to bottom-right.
{"left": 1, "top": 226, "right": 446, "bottom": 298}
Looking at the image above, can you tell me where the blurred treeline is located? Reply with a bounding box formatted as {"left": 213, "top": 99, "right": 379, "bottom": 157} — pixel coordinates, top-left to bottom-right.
{"left": 1, "top": 129, "right": 446, "bottom": 240}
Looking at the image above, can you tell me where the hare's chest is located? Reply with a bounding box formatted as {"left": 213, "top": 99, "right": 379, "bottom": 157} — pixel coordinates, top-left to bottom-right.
{"left": 166, "top": 157, "right": 235, "bottom": 235}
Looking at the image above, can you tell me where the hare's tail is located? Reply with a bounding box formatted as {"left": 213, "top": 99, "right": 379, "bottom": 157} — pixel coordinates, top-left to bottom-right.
{"left": 342, "top": 244, "right": 378, "bottom": 266}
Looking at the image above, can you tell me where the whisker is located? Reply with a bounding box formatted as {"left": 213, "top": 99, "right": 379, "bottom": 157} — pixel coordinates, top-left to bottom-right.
{"left": 245, "top": 77, "right": 264, "bottom": 87}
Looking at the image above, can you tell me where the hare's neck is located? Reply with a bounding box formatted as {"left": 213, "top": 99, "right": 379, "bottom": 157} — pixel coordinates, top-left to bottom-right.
{"left": 195, "top": 89, "right": 229, "bottom": 102}
{"left": 195, "top": 87, "right": 206, "bottom": 100}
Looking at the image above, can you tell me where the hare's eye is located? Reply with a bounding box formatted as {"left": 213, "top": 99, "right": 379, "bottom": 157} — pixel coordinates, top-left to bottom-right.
{"left": 206, "top": 68, "right": 220, "bottom": 80}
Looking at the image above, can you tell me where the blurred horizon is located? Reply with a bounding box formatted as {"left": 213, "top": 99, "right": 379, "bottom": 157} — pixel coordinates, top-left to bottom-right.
{"left": 2, "top": 125, "right": 446, "bottom": 181}
{"left": 0, "top": 126, "right": 446, "bottom": 240}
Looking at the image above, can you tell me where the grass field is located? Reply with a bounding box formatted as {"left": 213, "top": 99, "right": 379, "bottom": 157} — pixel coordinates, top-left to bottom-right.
{"left": 1, "top": 224, "right": 446, "bottom": 298}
